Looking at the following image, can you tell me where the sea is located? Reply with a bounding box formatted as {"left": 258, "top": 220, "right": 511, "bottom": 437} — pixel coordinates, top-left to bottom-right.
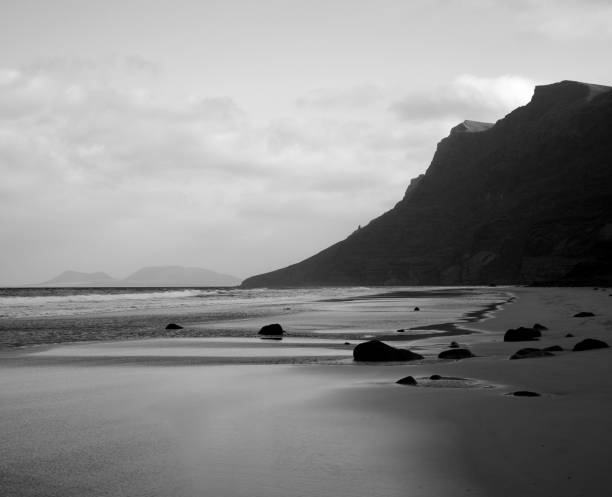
{"left": 0, "top": 286, "right": 512, "bottom": 349}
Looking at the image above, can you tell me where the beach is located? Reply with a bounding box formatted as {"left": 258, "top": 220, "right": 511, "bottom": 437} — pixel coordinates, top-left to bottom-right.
{"left": 1, "top": 286, "right": 611, "bottom": 496}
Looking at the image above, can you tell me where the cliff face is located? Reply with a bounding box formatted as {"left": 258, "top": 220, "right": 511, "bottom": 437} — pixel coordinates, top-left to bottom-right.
{"left": 243, "top": 81, "right": 612, "bottom": 287}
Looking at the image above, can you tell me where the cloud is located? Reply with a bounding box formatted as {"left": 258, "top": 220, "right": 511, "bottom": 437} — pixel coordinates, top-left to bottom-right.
{"left": 510, "top": 0, "right": 612, "bottom": 40}
{"left": 0, "top": 58, "right": 541, "bottom": 283}
{"left": 295, "top": 85, "right": 384, "bottom": 111}
{"left": 391, "top": 74, "right": 535, "bottom": 122}
{"left": 1, "top": 58, "right": 441, "bottom": 283}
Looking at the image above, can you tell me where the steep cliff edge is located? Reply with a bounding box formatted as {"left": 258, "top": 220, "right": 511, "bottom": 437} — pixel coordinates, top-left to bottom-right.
{"left": 243, "top": 81, "right": 612, "bottom": 287}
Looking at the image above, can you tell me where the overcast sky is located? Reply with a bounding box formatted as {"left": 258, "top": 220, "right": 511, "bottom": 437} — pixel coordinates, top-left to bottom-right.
{"left": 1, "top": 0, "right": 611, "bottom": 284}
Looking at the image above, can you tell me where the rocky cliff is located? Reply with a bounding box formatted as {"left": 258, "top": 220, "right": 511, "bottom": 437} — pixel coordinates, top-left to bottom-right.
{"left": 242, "top": 81, "right": 612, "bottom": 287}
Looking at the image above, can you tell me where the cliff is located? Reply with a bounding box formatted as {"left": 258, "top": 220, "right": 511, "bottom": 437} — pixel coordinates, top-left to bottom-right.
{"left": 242, "top": 80, "right": 612, "bottom": 287}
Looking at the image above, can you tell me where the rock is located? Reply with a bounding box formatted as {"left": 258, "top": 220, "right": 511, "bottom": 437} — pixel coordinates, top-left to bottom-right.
{"left": 573, "top": 312, "right": 595, "bottom": 317}
{"left": 532, "top": 323, "right": 548, "bottom": 331}
{"left": 344, "top": 342, "right": 351, "bottom": 345}
{"left": 258, "top": 323, "right": 284, "bottom": 335}
{"left": 543, "top": 345, "right": 563, "bottom": 352}
{"left": 509, "top": 348, "right": 554, "bottom": 360}
{"left": 438, "top": 348, "right": 474, "bottom": 360}
{"left": 503, "top": 327, "right": 541, "bottom": 342}
{"left": 573, "top": 338, "right": 609, "bottom": 351}
{"left": 396, "top": 329, "right": 405, "bottom": 333}
{"left": 396, "top": 376, "right": 417, "bottom": 385}
{"left": 353, "top": 339, "right": 424, "bottom": 362}
{"left": 565, "top": 333, "right": 574, "bottom": 338}
{"left": 165, "top": 323, "right": 183, "bottom": 330}
{"left": 430, "top": 374, "right": 442, "bottom": 380}
{"left": 414, "top": 307, "right": 420, "bottom": 312}
{"left": 512, "top": 391, "right": 541, "bottom": 397}
{"left": 449, "top": 341, "right": 460, "bottom": 348}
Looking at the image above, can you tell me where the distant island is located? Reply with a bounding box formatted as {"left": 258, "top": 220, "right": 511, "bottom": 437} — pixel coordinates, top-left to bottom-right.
{"left": 39, "top": 265, "right": 241, "bottom": 287}
{"left": 243, "top": 80, "right": 612, "bottom": 287}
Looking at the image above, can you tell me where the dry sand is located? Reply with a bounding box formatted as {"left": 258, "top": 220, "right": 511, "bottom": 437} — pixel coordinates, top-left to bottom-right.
{"left": 1, "top": 286, "right": 611, "bottom": 496}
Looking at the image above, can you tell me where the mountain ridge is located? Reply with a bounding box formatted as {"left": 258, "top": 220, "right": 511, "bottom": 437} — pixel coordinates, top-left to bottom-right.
{"left": 38, "top": 265, "right": 241, "bottom": 287}
{"left": 242, "top": 80, "right": 612, "bottom": 287}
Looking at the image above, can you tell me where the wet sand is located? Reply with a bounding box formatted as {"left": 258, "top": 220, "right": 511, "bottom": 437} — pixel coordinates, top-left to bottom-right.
{"left": 1, "top": 286, "right": 611, "bottom": 496}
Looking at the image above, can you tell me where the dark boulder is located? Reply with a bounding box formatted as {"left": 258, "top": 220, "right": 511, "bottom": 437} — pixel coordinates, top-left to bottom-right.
{"left": 543, "top": 345, "right": 563, "bottom": 352}
{"left": 396, "top": 376, "right": 417, "bottom": 385}
{"left": 573, "top": 338, "right": 609, "bottom": 351}
{"left": 438, "top": 348, "right": 474, "bottom": 360}
{"left": 414, "top": 307, "right": 420, "bottom": 312}
{"left": 396, "top": 329, "right": 405, "bottom": 333}
{"left": 565, "top": 333, "right": 574, "bottom": 338}
{"left": 509, "top": 348, "right": 554, "bottom": 360}
{"left": 512, "top": 391, "right": 541, "bottom": 397}
{"left": 533, "top": 323, "right": 548, "bottom": 331}
{"left": 353, "top": 340, "right": 423, "bottom": 362}
{"left": 573, "top": 312, "right": 595, "bottom": 317}
{"left": 503, "top": 327, "right": 541, "bottom": 342}
{"left": 165, "top": 323, "right": 183, "bottom": 330}
{"left": 258, "top": 323, "right": 284, "bottom": 335}
{"left": 430, "top": 374, "right": 442, "bottom": 380}
{"left": 449, "top": 341, "right": 460, "bottom": 348}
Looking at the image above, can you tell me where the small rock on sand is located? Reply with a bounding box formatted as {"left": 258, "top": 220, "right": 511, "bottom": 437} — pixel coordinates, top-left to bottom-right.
{"left": 258, "top": 323, "right": 284, "bottom": 335}
{"left": 509, "top": 348, "right": 554, "bottom": 360}
{"left": 165, "top": 323, "right": 183, "bottom": 330}
{"left": 414, "top": 307, "right": 420, "bottom": 312}
{"left": 396, "top": 376, "right": 417, "bottom": 385}
{"left": 353, "top": 339, "right": 423, "bottom": 362}
{"left": 573, "top": 312, "right": 595, "bottom": 317}
{"left": 565, "top": 333, "right": 574, "bottom": 338}
{"left": 438, "top": 348, "right": 474, "bottom": 360}
{"left": 503, "top": 327, "right": 541, "bottom": 342}
{"left": 511, "top": 391, "right": 541, "bottom": 397}
{"left": 449, "top": 341, "right": 460, "bottom": 348}
{"left": 573, "top": 338, "right": 609, "bottom": 352}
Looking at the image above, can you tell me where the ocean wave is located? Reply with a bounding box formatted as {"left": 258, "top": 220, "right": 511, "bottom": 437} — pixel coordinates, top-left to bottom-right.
{"left": 0, "top": 289, "right": 217, "bottom": 306}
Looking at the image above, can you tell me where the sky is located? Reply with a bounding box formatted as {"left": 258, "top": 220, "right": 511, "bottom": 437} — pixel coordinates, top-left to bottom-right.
{"left": 1, "top": 0, "right": 611, "bottom": 284}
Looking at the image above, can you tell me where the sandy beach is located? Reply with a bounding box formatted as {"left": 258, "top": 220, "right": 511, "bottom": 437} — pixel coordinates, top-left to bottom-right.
{"left": 1, "top": 286, "right": 611, "bottom": 496}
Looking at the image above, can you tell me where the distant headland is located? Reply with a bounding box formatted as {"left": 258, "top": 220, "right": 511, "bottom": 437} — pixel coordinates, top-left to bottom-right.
{"left": 37, "top": 265, "right": 241, "bottom": 287}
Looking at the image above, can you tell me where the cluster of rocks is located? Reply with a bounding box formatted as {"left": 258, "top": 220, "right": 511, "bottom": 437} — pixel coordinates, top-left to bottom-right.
{"left": 503, "top": 324, "right": 544, "bottom": 342}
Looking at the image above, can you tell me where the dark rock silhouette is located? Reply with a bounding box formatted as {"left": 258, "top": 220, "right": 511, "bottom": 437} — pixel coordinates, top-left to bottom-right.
{"left": 543, "top": 345, "right": 564, "bottom": 352}
{"left": 438, "top": 348, "right": 474, "bottom": 360}
{"left": 414, "top": 307, "right": 420, "bottom": 312}
{"left": 165, "top": 323, "right": 183, "bottom": 330}
{"left": 430, "top": 374, "right": 442, "bottom": 380}
{"left": 512, "top": 391, "right": 541, "bottom": 397}
{"left": 353, "top": 340, "right": 423, "bottom": 362}
{"left": 573, "top": 312, "right": 595, "bottom": 317}
{"left": 396, "top": 329, "right": 405, "bottom": 333}
{"left": 396, "top": 376, "right": 417, "bottom": 385}
{"left": 258, "top": 323, "right": 284, "bottom": 335}
{"left": 242, "top": 81, "right": 612, "bottom": 287}
{"left": 504, "top": 327, "right": 541, "bottom": 342}
{"left": 533, "top": 323, "right": 548, "bottom": 331}
{"left": 565, "top": 333, "right": 574, "bottom": 337}
{"left": 573, "top": 338, "right": 609, "bottom": 351}
{"left": 509, "top": 348, "right": 554, "bottom": 360}
{"left": 449, "top": 341, "right": 460, "bottom": 348}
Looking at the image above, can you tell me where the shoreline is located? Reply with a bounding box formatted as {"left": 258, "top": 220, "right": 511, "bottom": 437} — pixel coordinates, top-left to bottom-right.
{"left": 1, "top": 286, "right": 611, "bottom": 496}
